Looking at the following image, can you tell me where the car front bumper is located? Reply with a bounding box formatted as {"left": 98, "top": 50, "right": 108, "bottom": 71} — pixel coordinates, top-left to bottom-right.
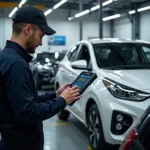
{"left": 100, "top": 94, "right": 150, "bottom": 145}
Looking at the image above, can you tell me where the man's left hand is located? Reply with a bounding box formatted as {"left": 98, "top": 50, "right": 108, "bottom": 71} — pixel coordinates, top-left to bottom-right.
{"left": 56, "top": 83, "right": 71, "bottom": 97}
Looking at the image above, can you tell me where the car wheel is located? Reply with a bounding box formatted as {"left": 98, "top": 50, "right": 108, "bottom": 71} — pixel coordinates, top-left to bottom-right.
{"left": 57, "top": 109, "right": 70, "bottom": 121}
{"left": 87, "top": 104, "right": 109, "bottom": 150}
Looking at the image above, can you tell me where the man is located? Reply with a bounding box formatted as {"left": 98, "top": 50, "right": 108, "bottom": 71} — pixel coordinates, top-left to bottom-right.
{"left": 0, "top": 6, "right": 81, "bottom": 150}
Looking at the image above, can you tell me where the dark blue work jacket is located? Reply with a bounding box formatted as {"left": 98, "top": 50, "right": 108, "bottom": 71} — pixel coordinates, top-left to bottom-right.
{"left": 0, "top": 40, "right": 66, "bottom": 150}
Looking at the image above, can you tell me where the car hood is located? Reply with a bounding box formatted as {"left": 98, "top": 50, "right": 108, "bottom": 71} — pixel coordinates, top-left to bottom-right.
{"left": 99, "top": 69, "right": 150, "bottom": 91}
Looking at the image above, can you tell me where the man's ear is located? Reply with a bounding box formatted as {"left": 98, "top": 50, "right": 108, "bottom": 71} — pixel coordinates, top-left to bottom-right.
{"left": 24, "top": 24, "right": 33, "bottom": 35}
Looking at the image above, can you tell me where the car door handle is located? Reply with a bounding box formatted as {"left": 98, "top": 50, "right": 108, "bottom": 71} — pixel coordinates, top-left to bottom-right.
{"left": 69, "top": 74, "right": 75, "bottom": 78}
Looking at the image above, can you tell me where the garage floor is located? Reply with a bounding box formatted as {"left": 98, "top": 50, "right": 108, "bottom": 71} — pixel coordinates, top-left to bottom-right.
{"left": 43, "top": 115, "right": 90, "bottom": 150}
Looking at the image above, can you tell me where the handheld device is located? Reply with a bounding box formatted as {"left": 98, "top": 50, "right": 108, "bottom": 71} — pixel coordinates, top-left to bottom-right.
{"left": 69, "top": 71, "right": 97, "bottom": 106}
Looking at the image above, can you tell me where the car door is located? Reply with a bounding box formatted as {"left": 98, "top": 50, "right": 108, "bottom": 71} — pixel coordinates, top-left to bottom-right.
{"left": 59, "top": 44, "right": 81, "bottom": 85}
{"left": 67, "top": 44, "right": 92, "bottom": 120}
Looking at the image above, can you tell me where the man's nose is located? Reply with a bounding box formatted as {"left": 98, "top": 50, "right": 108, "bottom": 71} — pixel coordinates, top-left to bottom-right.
{"left": 39, "top": 40, "right": 42, "bottom": 46}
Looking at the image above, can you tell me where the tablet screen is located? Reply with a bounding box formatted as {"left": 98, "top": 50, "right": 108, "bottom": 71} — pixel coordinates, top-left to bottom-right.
{"left": 72, "top": 74, "right": 92, "bottom": 90}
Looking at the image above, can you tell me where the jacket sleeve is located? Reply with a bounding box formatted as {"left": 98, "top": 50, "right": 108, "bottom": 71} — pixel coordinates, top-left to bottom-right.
{"left": 38, "top": 92, "right": 56, "bottom": 102}
{"left": 5, "top": 62, "right": 66, "bottom": 122}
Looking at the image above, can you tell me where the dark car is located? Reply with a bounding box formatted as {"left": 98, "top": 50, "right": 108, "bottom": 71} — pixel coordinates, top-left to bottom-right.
{"left": 119, "top": 106, "right": 150, "bottom": 150}
{"left": 30, "top": 51, "right": 65, "bottom": 90}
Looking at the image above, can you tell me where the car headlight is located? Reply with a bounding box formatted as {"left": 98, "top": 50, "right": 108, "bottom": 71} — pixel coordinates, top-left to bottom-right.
{"left": 103, "top": 78, "right": 150, "bottom": 101}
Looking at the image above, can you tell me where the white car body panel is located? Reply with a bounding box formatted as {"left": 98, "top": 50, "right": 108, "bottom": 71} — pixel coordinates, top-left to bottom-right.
{"left": 54, "top": 39, "right": 150, "bottom": 145}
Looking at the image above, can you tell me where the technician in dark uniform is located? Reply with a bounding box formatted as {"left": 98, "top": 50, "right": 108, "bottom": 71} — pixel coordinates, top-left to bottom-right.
{"left": 0, "top": 6, "right": 81, "bottom": 150}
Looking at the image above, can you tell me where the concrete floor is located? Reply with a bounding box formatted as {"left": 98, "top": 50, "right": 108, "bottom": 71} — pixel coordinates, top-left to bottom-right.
{"left": 43, "top": 115, "right": 90, "bottom": 150}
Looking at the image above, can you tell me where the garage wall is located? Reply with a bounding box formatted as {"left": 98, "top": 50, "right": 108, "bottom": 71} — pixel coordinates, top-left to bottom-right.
{"left": 140, "top": 10, "right": 150, "bottom": 42}
{"left": 113, "top": 10, "right": 150, "bottom": 42}
{"left": 0, "top": 8, "right": 111, "bottom": 52}
{"left": 113, "top": 16, "right": 132, "bottom": 39}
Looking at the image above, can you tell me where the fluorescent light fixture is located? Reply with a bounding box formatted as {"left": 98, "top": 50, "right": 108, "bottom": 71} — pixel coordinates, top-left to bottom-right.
{"left": 9, "top": 7, "right": 18, "bottom": 18}
{"left": 129, "top": 10, "right": 136, "bottom": 14}
{"left": 44, "top": 9, "right": 52, "bottom": 16}
{"left": 137, "top": 6, "right": 150, "bottom": 12}
{"left": 102, "top": 0, "right": 113, "bottom": 6}
{"left": 103, "top": 14, "right": 120, "bottom": 21}
{"left": 68, "top": 0, "right": 114, "bottom": 20}
{"left": 18, "top": 0, "right": 27, "bottom": 8}
{"left": 75, "top": 10, "right": 90, "bottom": 18}
{"left": 90, "top": 5, "right": 100, "bottom": 11}
{"left": 68, "top": 17, "right": 74, "bottom": 21}
{"left": 53, "top": 0, "right": 68, "bottom": 10}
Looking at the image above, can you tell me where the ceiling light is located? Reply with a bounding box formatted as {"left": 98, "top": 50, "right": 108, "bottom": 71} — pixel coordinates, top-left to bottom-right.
{"left": 75, "top": 10, "right": 90, "bottom": 18}
{"left": 103, "top": 14, "right": 120, "bottom": 21}
{"left": 137, "top": 6, "right": 150, "bottom": 12}
{"left": 9, "top": 7, "right": 18, "bottom": 18}
{"left": 18, "top": 0, "right": 27, "bottom": 8}
{"left": 44, "top": 9, "right": 52, "bottom": 16}
{"left": 129, "top": 10, "right": 136, "bottom": 14}
{"left": 53, "top": 0, "right": 68, "bottom": 10}
{"left": 68, "top": 17, "right": 74, "bottom": 21}
{"left": 102, "top": 0, "right": 113, "bottom": 6}
{"left": 90, "top": 5, "right": 100, "bottom": 11}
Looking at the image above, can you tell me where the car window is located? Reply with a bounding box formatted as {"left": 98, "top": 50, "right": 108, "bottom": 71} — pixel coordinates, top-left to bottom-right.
{"left": 139, "top": 122, "right": 150, "bottom": 150}
{"left": 93, "top": 43, "right": 150, "bottom": 69}
{"left": 77, "top": 45, "right": 91, "bottom": 68}
{"left": 67, "top": 45, "right": 79, "bottom": 62}
{"left": 142, "top": 46, "right": 150, "bottom": 62}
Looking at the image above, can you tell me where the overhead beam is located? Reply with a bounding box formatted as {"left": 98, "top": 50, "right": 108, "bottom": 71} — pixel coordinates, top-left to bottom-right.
{"left": 0, "top": 2, "right": 18, "bottom": 8}
{"left": 0, "top": 2, "right": 45, "bottom": 10}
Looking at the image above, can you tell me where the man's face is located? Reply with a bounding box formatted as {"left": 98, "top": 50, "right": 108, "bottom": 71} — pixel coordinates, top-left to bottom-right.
{"left": 26, "top": 26, "right": 44, "bottom": 54}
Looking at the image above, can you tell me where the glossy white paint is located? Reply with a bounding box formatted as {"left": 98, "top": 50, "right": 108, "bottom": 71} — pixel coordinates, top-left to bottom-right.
{"left": 54, "top": 39, "right": 150, "bottom": 145}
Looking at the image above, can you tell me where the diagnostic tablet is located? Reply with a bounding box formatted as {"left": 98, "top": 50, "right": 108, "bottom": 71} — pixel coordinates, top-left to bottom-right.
{"left": 71, "top": 71, "right": 97, "bottom": 94}
{"left": 69, "top": 71, "right": 97, "bottom": 106}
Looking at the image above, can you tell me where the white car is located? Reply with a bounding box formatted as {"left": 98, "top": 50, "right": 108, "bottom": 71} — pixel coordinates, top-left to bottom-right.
{"left": 54, "top": 38, "right": 150, "bottom": 150}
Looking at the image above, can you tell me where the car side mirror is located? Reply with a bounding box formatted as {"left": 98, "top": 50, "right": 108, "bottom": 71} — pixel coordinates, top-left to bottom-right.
{"left": 71, "top": 60, "right": 92, "bottom": 71}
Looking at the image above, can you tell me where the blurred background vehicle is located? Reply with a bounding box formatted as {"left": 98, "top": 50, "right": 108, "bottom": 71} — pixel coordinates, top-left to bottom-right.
{"left": 119, "top": 106, "right": 150, "bottom": 150}
{"left": 30, "top": 51, "right": 66, "bottom": 90}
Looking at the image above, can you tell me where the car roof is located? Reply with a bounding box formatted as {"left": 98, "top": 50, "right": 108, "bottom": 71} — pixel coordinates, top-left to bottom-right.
{"left": 78, "top": 38, "right": 150, "bottom": 45}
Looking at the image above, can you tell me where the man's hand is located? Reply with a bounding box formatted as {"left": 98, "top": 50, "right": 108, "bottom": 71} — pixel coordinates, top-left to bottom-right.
{"left": 56, "top": 83, "right": 71, "bottom": 97}
{"left": 60, "top": 86, "right": 81, "bottom": 105}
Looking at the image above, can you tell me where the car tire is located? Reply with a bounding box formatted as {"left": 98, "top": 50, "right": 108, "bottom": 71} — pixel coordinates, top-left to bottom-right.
{"left": 87, "top": 104, "right": 109, "bottom": 150}
{"left": 57, "top": 109, "right": 70, "bottom": 121}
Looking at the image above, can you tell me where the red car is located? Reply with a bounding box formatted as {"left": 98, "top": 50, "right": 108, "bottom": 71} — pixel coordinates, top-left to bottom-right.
{"left": 119, "top": 106, "right": 150, "bottom": 150}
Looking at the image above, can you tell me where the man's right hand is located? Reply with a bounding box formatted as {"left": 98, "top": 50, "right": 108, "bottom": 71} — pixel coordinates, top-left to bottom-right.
{"left": 60, "top": 86, "right": 81, "bottom": 105}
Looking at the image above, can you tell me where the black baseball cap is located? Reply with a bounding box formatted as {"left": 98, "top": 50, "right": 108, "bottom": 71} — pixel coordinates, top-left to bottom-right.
{"left": 12, "top": 6, "right": 56, "bottom": 35}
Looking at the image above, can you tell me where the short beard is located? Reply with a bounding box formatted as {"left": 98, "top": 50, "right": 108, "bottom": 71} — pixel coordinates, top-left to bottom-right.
{"left": 26, "top": 34, "right": 35, "bottom": 54}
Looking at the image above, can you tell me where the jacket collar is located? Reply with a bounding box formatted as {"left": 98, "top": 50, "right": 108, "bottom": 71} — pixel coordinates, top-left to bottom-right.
{"left": 6, "top": 40, "right": 33, "bottom": 63}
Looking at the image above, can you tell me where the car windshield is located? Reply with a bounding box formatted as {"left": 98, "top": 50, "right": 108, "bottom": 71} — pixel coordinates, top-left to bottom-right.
{"left": 36, "top": 52, "right": 65, "bottom": 65}
{"left": 93, "top": 43, "right": 150, "bottom": 69}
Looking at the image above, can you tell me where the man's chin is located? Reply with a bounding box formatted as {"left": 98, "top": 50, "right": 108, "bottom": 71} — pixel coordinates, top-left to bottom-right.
{"left": 27, "top": 49, "right": 36, "bottom": 54}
